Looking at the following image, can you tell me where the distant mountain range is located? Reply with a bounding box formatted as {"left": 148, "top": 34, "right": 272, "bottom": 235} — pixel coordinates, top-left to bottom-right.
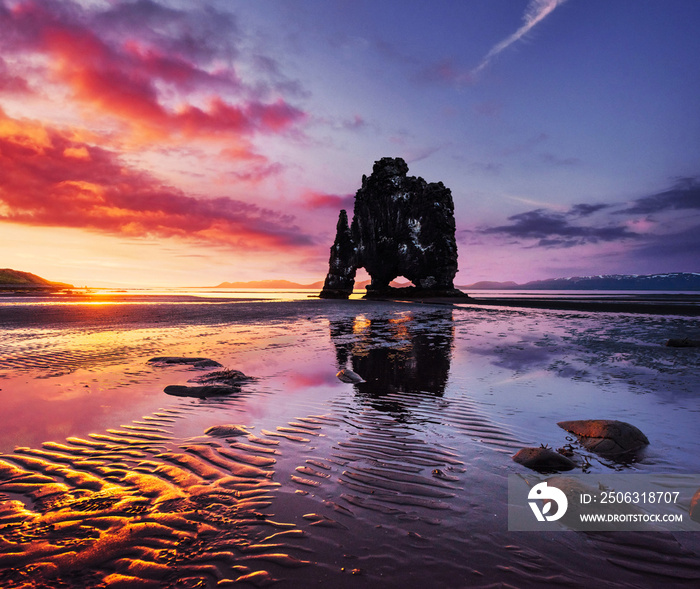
{"left": 215, "top": 279, "right": 325, "bottom": 289}
{"left": 215, "top": 279, "right": 409, "bottom": 290}
{"left": 216, "top": 273, "right": 700, "bottom": 291}
{"left": 460, "top": 273, "right": 700, "bottom": 291}
{"left": 214, "top": 280, "right": 418, "bottom": 290}
{"left": 5, "top": 269, "right": 697, "bottom": 292}
{"left": 0, "top": 268, "right": 73, "bottom": 289}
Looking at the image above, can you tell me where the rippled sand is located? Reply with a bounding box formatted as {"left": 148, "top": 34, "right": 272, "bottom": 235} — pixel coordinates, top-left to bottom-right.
{"left": 0, "top": 298, "right": 699, "bottom": 587}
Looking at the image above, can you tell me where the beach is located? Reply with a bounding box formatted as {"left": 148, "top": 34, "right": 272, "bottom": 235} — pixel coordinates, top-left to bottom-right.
{"left": 1, "top": 292, "right": 699, "bottom": 587}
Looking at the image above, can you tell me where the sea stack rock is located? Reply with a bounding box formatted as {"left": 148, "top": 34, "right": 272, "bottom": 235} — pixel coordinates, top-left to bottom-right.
{"left": 319, "top": 157, "right": 466, "bottom": 299}
{"left": 319, "top": 210, "right": 357, "bottom": 298}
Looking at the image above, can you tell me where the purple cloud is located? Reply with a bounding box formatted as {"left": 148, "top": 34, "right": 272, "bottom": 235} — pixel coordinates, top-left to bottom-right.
{"left": 482, "top": 208, "right": 638, "bottom": 247}
{"left": 616, "top": 177, "right": 700, "bottom": 215}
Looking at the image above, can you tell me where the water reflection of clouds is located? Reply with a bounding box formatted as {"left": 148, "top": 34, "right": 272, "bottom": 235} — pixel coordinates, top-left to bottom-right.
{"left": 0, "top": 367, "right": 165, "bottom": 453}
{"left": 471, "top": 343, "right": 555, "bottom": 373}
{"left": 330, "top": 310, "right": 455, "bottom": 404}
{"left": 453, "top": 308, "right": 700, "bottom": 405}
{"left": 285, "top": 370, "right": 342, "bottom": 390}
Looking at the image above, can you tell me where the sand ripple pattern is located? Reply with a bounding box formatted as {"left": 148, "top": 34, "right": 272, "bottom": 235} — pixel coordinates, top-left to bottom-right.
{"left": 0, "top": 344, "right": 163, "bottom": 375}
{"left": 0, "top": 407, "right": 310, "bottom": 588}
{"left": 333, "top": 412, "right": 464, "bottom": 516}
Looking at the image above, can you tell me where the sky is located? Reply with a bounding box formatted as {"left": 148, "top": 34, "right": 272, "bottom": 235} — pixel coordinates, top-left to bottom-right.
{"left": 1, "top": 0, "right": 699, "bottom": 287}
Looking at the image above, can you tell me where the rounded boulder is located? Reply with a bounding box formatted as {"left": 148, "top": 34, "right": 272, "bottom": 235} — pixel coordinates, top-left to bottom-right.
{"left": 205, "top": 424, "right": 250, "bottom": 437}
{"left": 557, "top": 419, "right": 649, "bottom": 457}
{"left": 512, "top": 447, "right": 576, "bottom": 472}
{"left": 690, "top": 488, "right": 700, "bottom": 523}
{"left": 337, "top": 368, "right": 364, "bottom": 383}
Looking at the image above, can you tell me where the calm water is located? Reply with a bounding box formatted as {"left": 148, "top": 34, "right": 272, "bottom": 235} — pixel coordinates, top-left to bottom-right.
{"left": 0, "top": 293, "right": 698, "bottom": 587}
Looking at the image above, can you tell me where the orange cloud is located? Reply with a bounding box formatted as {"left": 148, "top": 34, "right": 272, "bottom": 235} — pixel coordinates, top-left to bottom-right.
{"left": 63, "top": 146, "right": 90, "bottom": 160}
{"left": 0, "top": 110, "right": 314, "bottom": 250}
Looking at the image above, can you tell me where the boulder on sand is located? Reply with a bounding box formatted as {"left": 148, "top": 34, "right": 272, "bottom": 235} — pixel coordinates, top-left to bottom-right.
{"left": 163, "top": 368, "right": 252, "bottom": 399}
{"left": 191, "top": 369, "right": 251, "bottom": 385}
{"left": 148, "top": 357, "right": 223, "bottom": 368}
{"left": 512, "top": 446, "right": 576, "bottom": 472}
{"left": 557, "top": 419, "right": 649, "bottom": 457}
{"left": 690, "top": 489, "right": 700, "bottom": 523}
{"left": 205, "top": 424, "right": 250, "bottom": 437}
{"left": 164, "top": 385, "right": 238, "bottom": 398}
{"left": 337, "top": 368, "right": 364, "bottom": 383}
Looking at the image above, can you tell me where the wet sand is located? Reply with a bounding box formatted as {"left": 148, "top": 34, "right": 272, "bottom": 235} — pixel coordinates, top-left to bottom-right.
{"left": 0, "top": 297, "right": 699, "bottom": 587}
{"left": 460, "top": 294, "right": 700, "bottom": 316}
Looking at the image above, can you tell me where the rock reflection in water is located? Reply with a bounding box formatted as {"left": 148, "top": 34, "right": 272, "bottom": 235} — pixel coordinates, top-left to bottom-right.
{"left": 330, "top": 309, "right": 454, "bottom": 406}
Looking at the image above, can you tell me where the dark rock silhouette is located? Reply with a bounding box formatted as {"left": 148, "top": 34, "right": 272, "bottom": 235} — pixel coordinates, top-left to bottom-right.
{"left": 191, "top": 369, "right": 252, "bottom": 386}
{"left": 512, "top": 447, "right": 576, "bottom": 472}
{"left": 147, "top": 356, "right": 222, "bottom": 368}
{"left": 320, "top": 157, "right": 467, "bottom": 299}
{"left": 319, "top": 210, "right": 357, "bottom": 298}
{"left": 164, "top": 384, "right": 239, "bottom": 397}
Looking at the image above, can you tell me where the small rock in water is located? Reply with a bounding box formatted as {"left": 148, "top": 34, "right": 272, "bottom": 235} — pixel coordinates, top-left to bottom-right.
{"left": 557, "top": 419, "right": 649, "bottom": 457}
{"left": 192, "top": 369, "right": 250, "bottom": 385}
{"left": 690, "top": 489, "right": 700, "bottom": 523}
{"left": 432, "top": 468, "right": 459, "bottom": 481}
{"left": 337, "top": 368, "right": 364, "bottom": 383}
{"left": 148, "top": 356, "right": 223, "bottom": 368}
{"left": 557, "top": 444, "right": 575, "bottom": 457}
{"left": 512, "top": 447, "right": 576, "bottom": 472}
{"left": 164, "top": 385, "right": 238, "bottom": 398}
{"left": 205, "top": 424, "right": 250, "bottom": 437}
{"left": 665, "top": 338, "right": 700, "bottom": 348}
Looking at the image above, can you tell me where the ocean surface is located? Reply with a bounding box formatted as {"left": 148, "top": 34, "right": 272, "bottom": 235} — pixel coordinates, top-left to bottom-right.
{"left": 0, "top": 290, "right": 699, "bottom": 587}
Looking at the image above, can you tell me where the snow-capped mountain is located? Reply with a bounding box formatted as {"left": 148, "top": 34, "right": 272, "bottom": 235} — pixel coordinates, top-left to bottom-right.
{"left": 462, "top": 272, "right": 700, "bottom": 291}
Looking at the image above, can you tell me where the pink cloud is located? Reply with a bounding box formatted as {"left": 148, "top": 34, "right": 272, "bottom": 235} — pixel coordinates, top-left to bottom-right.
{"left": 0, "top": 57, "right": 31, "bottom": 94}
{"left": 286, "top": 371, "right": 340, "bottom": 390}
{"left": 0, "top": 0, "right": 307, "bottom": 142}
{"left": 301, "top": 190, "right": 355, "bottom": 210}
{"left": 0, "top": 110, "right": 313, "bottom": 250}
{"left": 342, "top": 114, "right": 366, "bottom": 130}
